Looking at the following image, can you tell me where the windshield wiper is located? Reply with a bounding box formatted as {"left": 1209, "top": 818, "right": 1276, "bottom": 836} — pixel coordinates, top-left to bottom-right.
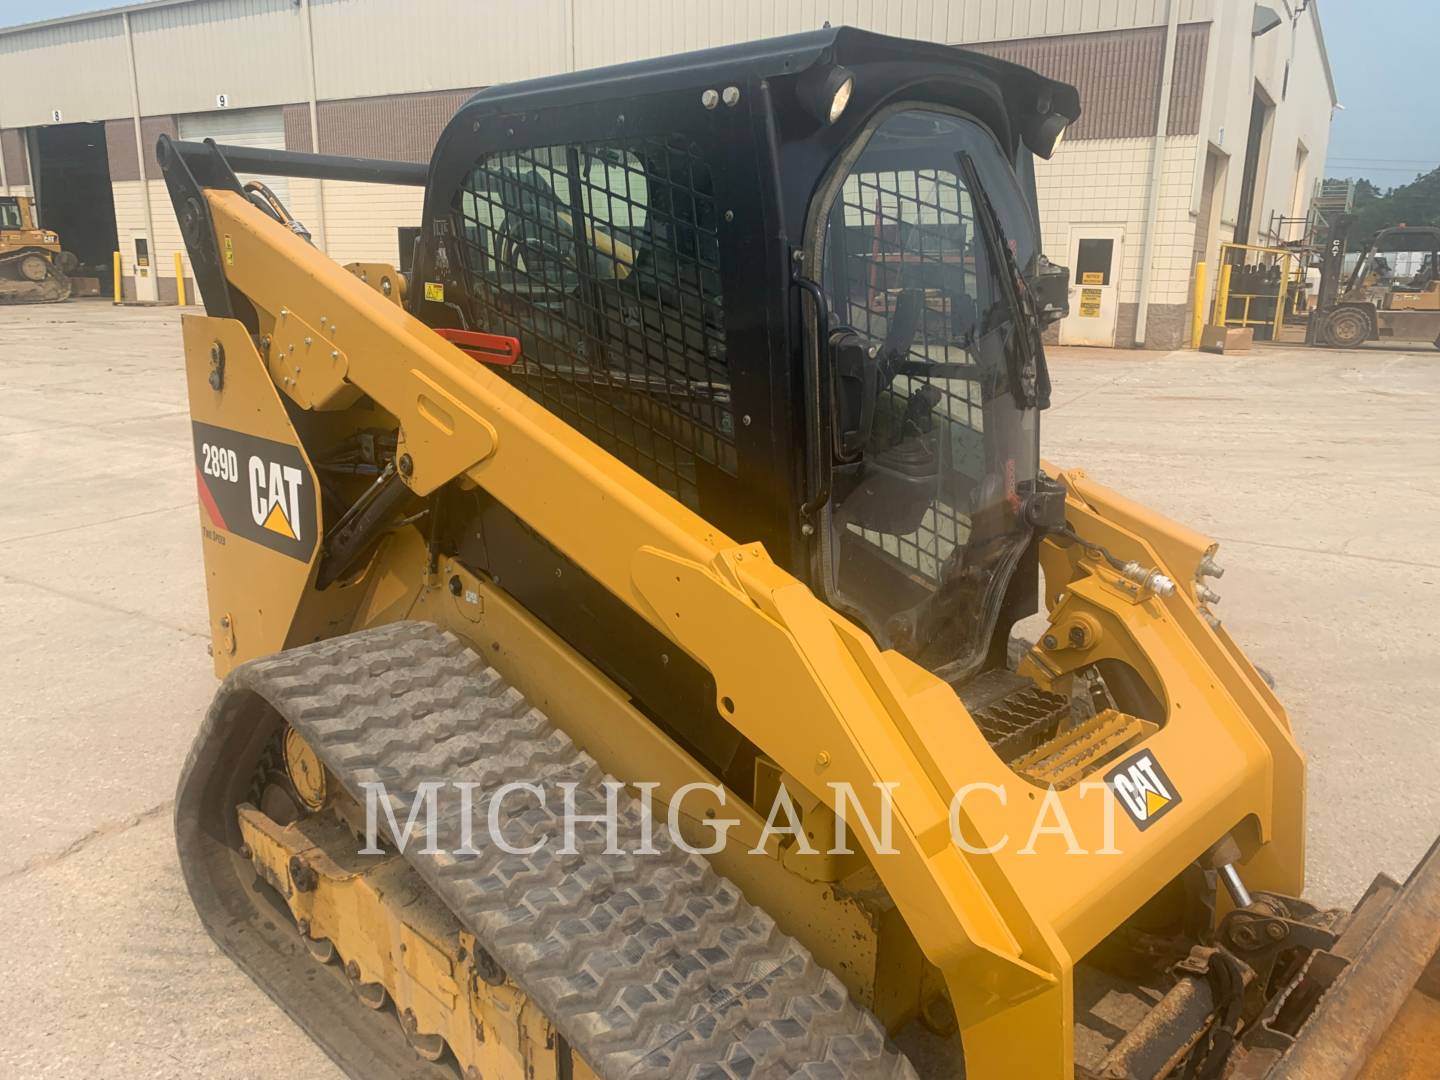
{"left": 956, "top": 151, "right": 1049, "bottom": 409}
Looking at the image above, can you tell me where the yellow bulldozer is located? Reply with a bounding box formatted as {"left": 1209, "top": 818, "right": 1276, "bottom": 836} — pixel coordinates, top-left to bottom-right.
{"left": 159, "top": 29, "right": 1440, "bottom": 1080}
{"left": 0, "top": 193, "right": 77, "bottom": 303}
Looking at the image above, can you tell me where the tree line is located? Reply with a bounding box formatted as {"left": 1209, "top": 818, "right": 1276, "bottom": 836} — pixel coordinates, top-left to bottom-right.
{"left": 1328, "top": 167, "right": 1440, "bottom": 240}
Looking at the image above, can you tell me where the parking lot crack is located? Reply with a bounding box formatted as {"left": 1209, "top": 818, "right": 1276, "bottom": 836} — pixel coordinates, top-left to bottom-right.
{"left": 0, "top": 800, "right": 174, "bottom": 885}
{"left": 0, "top": 568, "right": 210, "bottom": 639}
{"left": 1213, "top": 535, "right": 1440, "bottom": 571}
{"left": 0, "top": 502, "right": 194, "bottom": 548}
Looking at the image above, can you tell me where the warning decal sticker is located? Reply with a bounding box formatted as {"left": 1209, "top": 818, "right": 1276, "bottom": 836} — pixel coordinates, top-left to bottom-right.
{"left": 192, "top": 421, "right": 318, "bottom": 562}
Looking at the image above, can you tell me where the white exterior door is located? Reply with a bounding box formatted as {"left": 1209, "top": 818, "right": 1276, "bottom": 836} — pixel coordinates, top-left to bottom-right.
{"left": 132, "top": 234, "right": 158, "bottom": 301}
{"left": 178, "top": 107, "right": 288, "bottom": 206}
{"left": 1059, "top": 226, "right": 1125, "bottom": 347}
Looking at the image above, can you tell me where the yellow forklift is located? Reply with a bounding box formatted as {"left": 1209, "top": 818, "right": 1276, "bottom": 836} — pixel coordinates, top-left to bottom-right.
{"left": 1312, "top": 221, "right": 1440, "bottom": 349}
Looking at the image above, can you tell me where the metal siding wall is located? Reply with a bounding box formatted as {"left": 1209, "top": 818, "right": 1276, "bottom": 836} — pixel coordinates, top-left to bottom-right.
{"left": 0, "top": 16, "right": 130, "bottom": 125}
{"left": 572, "top": 0, "right": 826, "bottom": 68}
{"left": 569, "top": 0, "right": 1213, "bottom": 67}
{"left": 0, "top": 0, "right": 1221, "bottom": 128}
{"left": 130, "top": 0, "right": 307, "bottom": 116}
{"left": 969, "top": 23, "right": 1207, "bottom": 141}
{"left": 1165, "top": 23, "right": 1207, "bottom": 136}
{"left": 310, "top": 0, "right": 569, "bottom": 100}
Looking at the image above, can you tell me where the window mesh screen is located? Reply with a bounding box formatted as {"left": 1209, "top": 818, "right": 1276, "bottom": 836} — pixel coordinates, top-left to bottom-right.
{"left": 827, "top": 165, "right": 989, "bottom": 584}
{"left": 455, "top": 136, "right": 735, "bottom": 509}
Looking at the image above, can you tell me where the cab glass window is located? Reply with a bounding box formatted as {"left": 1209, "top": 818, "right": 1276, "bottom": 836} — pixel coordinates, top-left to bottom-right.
{"left": 815, "top": 108, "right": 1040, "bottom": 676}
{"left": 454, "top": 136, "right": 732, "bottom": 509}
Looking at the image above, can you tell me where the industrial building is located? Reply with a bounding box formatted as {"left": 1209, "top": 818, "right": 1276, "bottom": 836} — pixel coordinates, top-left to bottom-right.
{"left": 0, "top": 0, "right": 1333, "bottom": 348}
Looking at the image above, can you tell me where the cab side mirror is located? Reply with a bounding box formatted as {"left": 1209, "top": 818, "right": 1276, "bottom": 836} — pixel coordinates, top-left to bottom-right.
{"left": 1026, "top": 255, "right": 1070, "bottom": 326}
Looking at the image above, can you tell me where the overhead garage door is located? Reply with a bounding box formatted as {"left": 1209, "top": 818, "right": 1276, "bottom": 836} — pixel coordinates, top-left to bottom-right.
{"left": 178, "top": 107, "right": 288, "bottom": 206}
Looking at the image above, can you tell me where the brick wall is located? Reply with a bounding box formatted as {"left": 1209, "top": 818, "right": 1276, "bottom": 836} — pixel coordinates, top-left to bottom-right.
{"left": 305, "top": 89, "right": 477, "bottom": 161}
{"left": 105, "top": 116, "right": 178, "bottom": 182}
{"left": 0, "top": 128, "right": 28, "bottom": 185}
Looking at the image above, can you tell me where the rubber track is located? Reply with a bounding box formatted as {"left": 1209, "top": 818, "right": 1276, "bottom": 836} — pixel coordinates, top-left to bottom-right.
{"left": 213, "top": 621, "right": 918, "bottom": 1080}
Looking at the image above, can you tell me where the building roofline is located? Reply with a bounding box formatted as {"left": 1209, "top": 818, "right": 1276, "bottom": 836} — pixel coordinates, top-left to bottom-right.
{"left": 3, "top": 0, "right": 1340, "bottom": 112}
{"left": 1308, "top": 0, "right": 1339, "bottom": 107}
{"left": 0, "top": 0, "right": 197, "bottom": 38}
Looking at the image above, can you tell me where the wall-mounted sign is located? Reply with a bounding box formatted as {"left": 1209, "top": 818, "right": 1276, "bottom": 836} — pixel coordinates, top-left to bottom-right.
{"left": 50, "top": 109, "right": 62, "bottom": 123}
{"left": 1078, "top": 287, "right": 1102, "bottom": 318}
{"left": 216, "top": 93, "right": 230, "bottom": 108}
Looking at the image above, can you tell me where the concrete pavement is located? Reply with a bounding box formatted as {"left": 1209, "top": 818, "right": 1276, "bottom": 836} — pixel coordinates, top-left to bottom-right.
{"left": 1038, "top": 339, "right": 1440, "bottom": 907}
{"left": 0, "top": 301, "right": 1436, "bottom": 1075}
{"left": 0, "top": 302, "right": 343, "bottom": 1079}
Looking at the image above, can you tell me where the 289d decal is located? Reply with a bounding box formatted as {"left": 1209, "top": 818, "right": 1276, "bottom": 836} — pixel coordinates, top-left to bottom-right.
{"left": 192, "top": 421, "right": 318, "bottom": 562}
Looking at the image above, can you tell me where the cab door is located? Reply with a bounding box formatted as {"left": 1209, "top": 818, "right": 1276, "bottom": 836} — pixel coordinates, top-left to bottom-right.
{"left": 1060, "top": 226, "right": 1124, "bottom": 347}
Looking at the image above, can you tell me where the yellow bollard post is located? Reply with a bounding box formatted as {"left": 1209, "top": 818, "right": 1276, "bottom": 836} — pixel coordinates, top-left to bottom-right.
{"left": 1213, "top": 263, "right": 1233, "bottom": 328}
{"left": 1191, "top": 261, "right": 1207, "bottom": 349}
{"left": 1271, "top": 252, "right": 1290, "bottom": 342}
{"left": 112, "top": 251, "right": 122, "bottom": 305}
{"left": 174, "top": 251, "right": 187, "bottom": 307}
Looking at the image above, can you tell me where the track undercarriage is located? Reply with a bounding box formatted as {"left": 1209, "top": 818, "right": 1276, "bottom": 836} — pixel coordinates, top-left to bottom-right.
{"left": 181, "top": 622, "right": 912, "bottom": 1079}
{"left": 185, "top": 606, "right": 1440, "bottom": 1080}
{"left": 0, "top": 250, "right": 72, "bottom": 304}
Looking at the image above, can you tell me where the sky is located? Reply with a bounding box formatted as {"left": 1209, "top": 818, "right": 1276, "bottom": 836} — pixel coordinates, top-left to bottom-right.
{"left": 0, "top": 0, "right": 105, "bottom": 28}
{"left": 1321, "top": 0, "right": 1440, "bottom": 189}
{"left": 1, "top": 0, "right": 1437, "bottom": 192}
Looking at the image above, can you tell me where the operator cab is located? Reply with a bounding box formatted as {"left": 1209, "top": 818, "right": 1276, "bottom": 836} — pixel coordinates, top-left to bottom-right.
{"left": 1348, "top": 226, "right": 1440, "bottom": 303}
{"left": 412, "top": 28, "right": 1077, "bottom": 709}
{"left": 0, "top": 197, "right": 24, "bottom": 230}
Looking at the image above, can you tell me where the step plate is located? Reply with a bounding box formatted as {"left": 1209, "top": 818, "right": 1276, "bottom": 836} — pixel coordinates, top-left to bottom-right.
{"left": 1010, "top": 708, "right": 1156, "bottom": 790}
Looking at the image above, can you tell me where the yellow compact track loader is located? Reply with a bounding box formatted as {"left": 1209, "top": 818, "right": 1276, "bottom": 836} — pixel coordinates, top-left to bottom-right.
{"left": 0, "top": 194, "right": 76, "bottom": 303}
{"left": 160, "top": 29, "right": 1440, "bottom": 1080}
